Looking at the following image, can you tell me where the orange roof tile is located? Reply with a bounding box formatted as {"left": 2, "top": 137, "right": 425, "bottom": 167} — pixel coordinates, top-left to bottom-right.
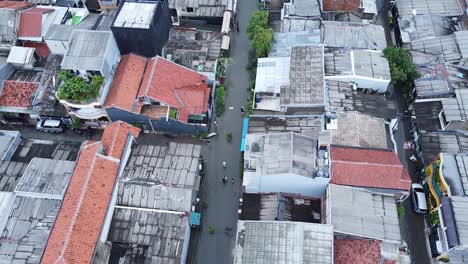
{"left": 104, "top": 54, "right": 148, "bottom": 112}
{"left": 330, "top": 146, "right": 411, "bottom": 191}
{"left": 334, "top": 239, "right": 382, "bottom": 264}
{"left": 323, "top": 0, "right": 361, "bottom": 11}
{"left": 0, "top": 80, "right": 38, "bottom": 108}
{"left": 139, "top": 57, "right": 210, "bottom": 123}
{"left": 24, "top": 41, "right": 51, "bottom": 58}
{"left": 41, "top": 122, "right": 140, "bottom": 264}
{"left": 18, "top": 8, "right": 53, "bottom": 38}
{"left": 0, "top": 1, "right": 31, "bottom": 10}
{"left": 101, "top": 121, "right": 141, "bottom": 159}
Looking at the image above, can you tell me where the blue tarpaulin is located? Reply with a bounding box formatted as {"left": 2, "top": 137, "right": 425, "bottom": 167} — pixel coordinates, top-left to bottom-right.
{"left": 189, "top": 212, "right": 201, "bottom": 226}
{"left": 240, "top": 118, "right": 249, "bottom": 151}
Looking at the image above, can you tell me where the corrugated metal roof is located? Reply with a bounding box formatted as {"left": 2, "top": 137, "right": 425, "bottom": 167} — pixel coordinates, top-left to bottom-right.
{"left": 403, "top": 35, "right": 461, "bottom": 63}
{"left": 450, "top": 196, "right": 468, "bottom": 245}
{"left": 396, "top": 0, "right": 462, "bottom": 17}
{"left": 321, "top": 21, "right": 387, "bottom": 50}
{"left": 113, "top": 2, "right": 157, "bottom": 29}
{"left": 398, "top": 14, "right": 454, "bottom": 43}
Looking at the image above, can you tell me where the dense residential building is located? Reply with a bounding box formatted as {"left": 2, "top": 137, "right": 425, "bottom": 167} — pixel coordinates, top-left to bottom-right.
{"left": 0, "top": 1, "right": 32, "bottom": 54}
{"left": 321, "top": 21, "right": 387, "bottom": 50}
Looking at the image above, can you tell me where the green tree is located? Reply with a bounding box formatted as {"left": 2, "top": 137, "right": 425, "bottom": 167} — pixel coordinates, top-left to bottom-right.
{"left": 383, "top": 47, "right": 420, "bottom": 85}
{"left": 57, "top": 71, "right": 104, "bottom": 102}
{"left": 251, "top": 26, "right": 273, "bottom": 58}
{"left": 247, "top": 10, "right": 269, "bottom": 40}
{"left": 215, "top": 85, "right": 226, "bottom": 117}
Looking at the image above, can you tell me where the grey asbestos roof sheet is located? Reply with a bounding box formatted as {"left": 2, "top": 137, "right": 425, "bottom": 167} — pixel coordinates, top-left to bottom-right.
{"left": 0, "top": 196, "right": 61, "bottom": 264}
{"left": 0, "top": 130, "right": 18, "bottom": 160}
{"left": 281, "top": 46, "right": 324, "bottom": 106}
{"left": 329, "top": 184, "right": 401, "bottom": 242}
{"left": 234, "top": 221, "right": 333, "bottom": 264}
{"left": 283, "top": 0, "right": 321, "bottom": 18}
{"left": 108, "top": 208, "right": 188, "bottom": 263}
{"left": 279, "top": 19, "right": 321, "bottom": 33}
{"left": 0, "top": 9, "right": 17, "bottom": 43}
{"left": 0, "top": 160, "right": 28, "bottom": 192}
{"left": 418, "top": 132, "right": 467, "bottom": 164}
{"left": 331, "top": 111, "right": 388, "bottom": 149}
{"left": 247, "top": 115, "right": 323, "bottom": 138}
{"left": 398, "top": 14, "right": 454, "bottom": 43}
{"left": 113, "top": 2, "right": 157, "bottom": 29}
{"left": 448, "top": 248, "right": 468, "bottom": 264}
{"left": 450, "top": 196, "right": 468, "bottom": 245}
{"left": 123, "top": 143, "right": 201, "bottom": 190}
{"left": 412, "top": 100, "right": 444, "bottom": 132}
{"left": 14, "top": 158, "right": 75, "bottom": 198}
{"left": 403, "top": 35, "right": 461, "bottom": 63}
{"left": 321, "top": 21, "right": 387, "bottom": 50}
{"left": 454, "top": 154, "right": 468, "bottom": 196}
{"left": 442, "top": 88, "right": 468, "bottom": 122}
{"left": 324, "top": 50, "right": 352, "bottom": 76}
{"left": 169, "top": 0, "right": 227, "bottom": 17}
{"left": 61, "top": 30, "right": 112, "bottom": 71}
{"left": 396, "top": 0, "right": 462, "bottom": 17}
{"left": 244, "top": 132, "right": 317, "bottom": 178}
{"left": 327, "top": 80, "right": 397, "bottom": 119}
{"left": 454, "top": 31, "right": 468, "bottom": 58}
{"left": 270, "top": 30, "right": 321, "bottom": 57}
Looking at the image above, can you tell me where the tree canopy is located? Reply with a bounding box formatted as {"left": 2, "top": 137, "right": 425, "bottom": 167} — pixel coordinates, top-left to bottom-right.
{"left": 247, "top": 10, "right": 269, "bottom": 40}
{"left": 383, "top": 47, "right": 420, "bottom": 85}
{"left": 247, "top": 10, "right": 272, "bottom": 58}
{"left": 57, "top": 70, "right": 104, "bottom": 102}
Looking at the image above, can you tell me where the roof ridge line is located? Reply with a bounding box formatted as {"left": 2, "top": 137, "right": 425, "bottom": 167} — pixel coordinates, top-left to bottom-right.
{"left": 333, "top": 160, "right": 403, "bottom": 168}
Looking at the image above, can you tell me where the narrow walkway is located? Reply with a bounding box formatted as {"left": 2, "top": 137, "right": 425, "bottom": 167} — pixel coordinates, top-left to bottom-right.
{"left": 188, "top": 1, "right": 257, "bottom": 263}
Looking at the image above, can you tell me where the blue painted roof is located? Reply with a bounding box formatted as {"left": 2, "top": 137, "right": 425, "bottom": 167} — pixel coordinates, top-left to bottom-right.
{"left": 240, "top": 117, "right": 249, "bottom": 151}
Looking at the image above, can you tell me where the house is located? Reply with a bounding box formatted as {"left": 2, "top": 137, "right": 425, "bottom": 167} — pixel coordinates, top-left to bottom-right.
{"left": 413, "top": 64, "right": 467, "bottom": 99}
{"left": 41, "top": 121, "right": 141, "bottom": 263}
{"left": 111, "top": 0, "right": 171, "bottom": 57}
{"left": 163, "top": 27, "right": 222, "bottom": 77}
{"left": 328, "top": 111, "right": 390, "bottom": 149}
{"left": 44, "top": 13, "right": 101, "bottom": 55}
{"left": 239, "top": 192, "right": 322, "bottom": 223}
{"left": 398, "top": 14, "right": 456, "bottom": 44}
{"left": 281, "top": 0, "right": 321, "bottom": 21}
{"left": 107, "top": 142, "right": 202, "bottom": 263}
{"left": 329, "top": 146, "right": 411, "bottom": 195}
{"left": 324, "top": 49, "right": 391, "bottom": 93}
{"left": 234, "top": 221, "right": 333, "bottom": 264}
{"left": 0, "top": 130, "right": 21, "bottom": 161}
{"left": 243, "top": 132, "right": 330, "bottom": 197}
{"left": 168, "top": 0, "right": 234, "bottom": 25}
{"left": 322, "top": 0, "right": 377, "bottom": 21}
{"left": 254, "top": 45, "right": 326, "bottom": 114}
{"left": 0, "top": 79, "right": 40, "bottom": 123}
{"left": 321, "top": 21, "right": 387, "bottom": 50}
{"left": 334, "top": 237, "right": 407, "bottom": 264}
{"left": 418, "top": 132, "right": 468, "bottom": 164}
{"left": 0, "top": 1, "right": 32, "bottom": 54}
{"left": 247, "top": 115, "right": 323, "bottom": 138}
{"left": 59, "top": 30, "right": 120, "bottom": 124}
{"left": 105, "top": 54, "right": 211, "bottom": 134}
{"left": 6, "top": 46, "right": 35, "bottom": 69}
{"left": 327, "top": 80, "right": 397, "bottom": 119}
{"left": 393, "top": 0, "right": 463, "bottom": 17}
{"left": 269, "top": 30, "right": 320, "bottom": 57}
{"left": 323, "top": 184, "right": 406, "bottom": 263}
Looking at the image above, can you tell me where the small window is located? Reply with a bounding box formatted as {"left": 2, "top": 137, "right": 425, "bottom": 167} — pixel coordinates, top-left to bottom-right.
{"left": 187, "top": 7, "right": 194, "bottom": 12}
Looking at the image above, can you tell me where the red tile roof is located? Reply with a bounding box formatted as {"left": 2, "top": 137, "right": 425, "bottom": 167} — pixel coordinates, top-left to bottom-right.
{"left": 104, "top": 54, "right": 148, "bottom": 112}
{"left": 24, "top": 41, "right": 51, "bottom": 58}
{"left": 139, "top": 57, "right": 210, "bottom": 123}
{"left": 0, "top": 1, "right": 31, "bottom": 10}
{"left": 323, "top": 0, "right": 361, "bottom": 11}
{"left": 41, "top": 122, "right": 140, "bottom": 264}
{"left": 334, "top": 239, "right": 382, "bottom": 264}
{"left": 18, "top": 8, "right": 53, "bottom": 38}
{"left": 330, "top": 146, "right": 411, "bottom": 191}
{"left": 0, "top": 80, "right": 38, "bottom": 108}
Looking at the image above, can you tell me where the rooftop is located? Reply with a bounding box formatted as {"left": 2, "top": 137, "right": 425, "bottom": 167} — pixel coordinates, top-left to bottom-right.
{"left": 163, "top": 28, "right": 222, "bottom": 73}
{"left": 327, "top": 80, "right": 397, "bottom": 119}
{"left": 330, "top": 146, "right": 411, "bottom": 191}
{"left": 282, "top": 0, "right": 321, "bottom": 18}
{"left": 18, "top": 7, "right": 53, "bottom": 38}
{"left": 240, "top": 192, "right": 321, "bottom": 223}
{"left": 0, "top": 130, "right": 19, "bottom": 160}
{"left": 327, "top": 184, "right": 401, "bottom": 242}
{"left": 396, "top": 0, "right": 463, "bottom": 17}
{"left": 442, "top": 88, "right": 468, "bottom": 123}
{"left": 334, "top": 239, "right": 399, "bottom": 264}
{"left": 139, "top": 56, "right": 210, "bottom": 122}
{"left": 168, "top": 0, "right": 228, "bottom": 17}
{"left": 398, "top": 14, "right": 455, "bottom": 44}
{"left": 413, "top": 64, "right": 467, "bottom": 98}
{"left": 0, "top": 160, "right": 29, "bottom": 192}
{"left": 255, "top": 56, "right": 290, "bottom": 96}
{"left": 0, "top": 1, "right": 32, "bottom": 10}
{"left": 113, "top": 2, "right": 157, "bottom": 29}
{"left": 323, "top": 0, "right": 360, "bottom": 12}
{"left": 6, "top": 46, "right": 35, "bottom": 65}
{"left": 331, "top": 111, "right": 389, "bottom": 149}
{"left": 0, "top": 80, "right": 39, "bottom": 109}
{"left": 61, "top": 30, "right": 114, "bottom": 71}
{"left": 104, "top": 54, "right": 148, "bottom": 112}
{"left": 403, "top": 34, "right": 462, "bottom": 63}
{"left": 41, "top": 122, "right": 140, "bottom": 264}
{"left": 234, "top": 221, "right": 333, "bottom": 264}
{"left": 321, "top": 21, "right": 387, "bottom": 50}
{"left": 44, "top": 14, "right": 101, "bottom": 41}
{"left": 10, "top": 139, "right": 81, "bottom": 163}
{"left": 418, "top": 132, "right": 468, "bottom": 164}
{"left": 439, "top": 153, "right": 468, "bottom": 196}
{"left": 281, "top": 45, "right": 324, "bottom": 106}
{"left": 277, "top": 19, "right": 321, "bottom": 33}
{"left": 269, "top": 30, "right": 320, "bottom": 57}
{"left": 247, "top": 115, "right": 323, "bottom": 138}
{"left": 324, "top": 49, "right": 391, "bottom": 80}
{"left": 244, "top": 132, "right": 316, "bottom": 178}
{"left": 412, "top": 100, "right": 444, "bottom": 132}
{"left": 450, "top": 196, "right": 468, "bottom": 245}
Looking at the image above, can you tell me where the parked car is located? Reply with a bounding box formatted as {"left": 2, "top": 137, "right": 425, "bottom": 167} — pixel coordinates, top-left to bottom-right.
{"left": 36, "top": 119, "right": 64, "bottom": 133}
{"left": 411, "top": 183, "right": 428, "bottom": 214}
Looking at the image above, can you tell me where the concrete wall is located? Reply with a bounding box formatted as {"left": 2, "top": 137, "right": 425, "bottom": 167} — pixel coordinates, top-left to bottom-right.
{"left": 325, "top": 75, "right": 390, "bottom": 93}
{"left": 45, "top": 39, "right": 68, "bottom": 55}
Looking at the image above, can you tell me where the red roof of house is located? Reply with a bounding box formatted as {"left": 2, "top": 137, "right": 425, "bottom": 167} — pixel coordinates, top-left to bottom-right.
{"left": 0, "top": 1, "right": 31, "bottom": 10}
{"left": 18, "top": 8, "right": 53, "bottom": 38}
{"left": 139, "top": 57, "right": 210, "bottom": 123}
{"left": 0, "top": 81, "right": 39, "bottom": 108}
{"left": 330, "top": 146, "right": 411, "bottom": 191}
{"left": 41, "top": 122, "right": 140, "bottom": 264}
{"left": 24, "top": 41, "right": 50, "bottom": 58}
{"left": 104, "top": 54, "right": 148, "bottom": 112}
{"left": 334, "top": 239, "right": 382, "bottom": 264}
{"left": 323, "top": 0, "right": 361, "bottom": 11}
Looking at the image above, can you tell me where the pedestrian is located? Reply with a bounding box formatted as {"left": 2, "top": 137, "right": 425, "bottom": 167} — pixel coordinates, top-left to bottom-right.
{"left": 231, "top": 178, "right": 235, "bottom": 184}
{"left": 240, "top": 106, "right": 245, "bottom": 113}
{"left": 236, "top": 21, "right": 239, "bottom": 32}
{"left": 223, "top": 176, "right": 228, "bottom": 183}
